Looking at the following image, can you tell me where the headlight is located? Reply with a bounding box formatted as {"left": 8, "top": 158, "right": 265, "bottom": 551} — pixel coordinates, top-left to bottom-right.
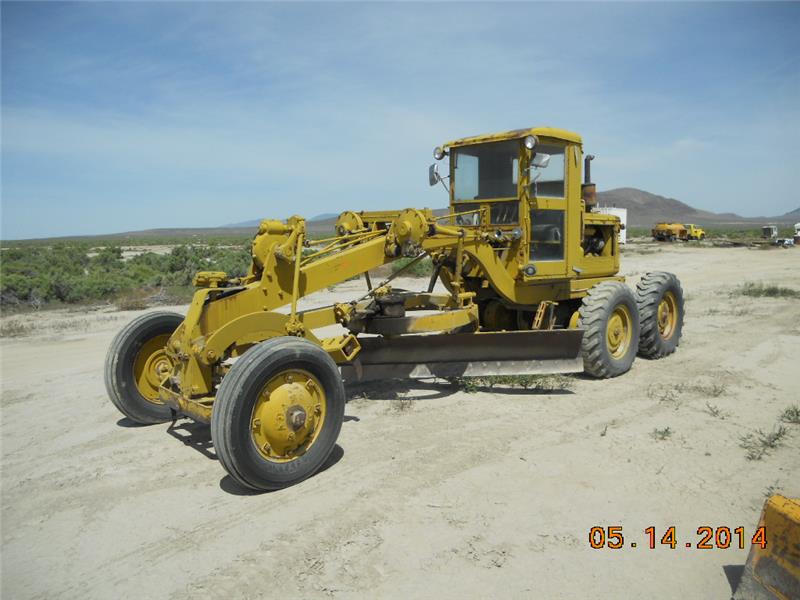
{"left": 433, "top": 146, "right": 446, "bottom": 160}
{"left": 524, "top": 135, "right": 537, "bottom": 150}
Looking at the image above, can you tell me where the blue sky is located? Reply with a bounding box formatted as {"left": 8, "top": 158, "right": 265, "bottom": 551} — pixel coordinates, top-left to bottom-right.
{"left": 2, "top": 2, "right": 799, "bottom": 239}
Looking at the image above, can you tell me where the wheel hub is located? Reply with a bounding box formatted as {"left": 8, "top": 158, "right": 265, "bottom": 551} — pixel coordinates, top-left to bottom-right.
{"left": 287, "top": 405, "right": 307, "bottom": 430}
{"left": 250, "top": 370, "right": 326, "bottom": 462}
{"left": 133, "top": 334, "right": 173, "bottom": 403}
{"left": 657, "top": 291, "right": 678, "bottom": 340}
{"left": 606, "top": 305, "right": 632, "bottom": 359}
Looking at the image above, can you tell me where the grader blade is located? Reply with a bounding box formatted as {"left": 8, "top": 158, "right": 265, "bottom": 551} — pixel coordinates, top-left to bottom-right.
{"left": 341, "top": 329, "right": 584, "bottom": 382}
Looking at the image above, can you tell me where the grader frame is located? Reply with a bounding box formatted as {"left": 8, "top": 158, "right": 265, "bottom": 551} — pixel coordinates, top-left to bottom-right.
{"left": 107, "top": 126, "right": 685, "bottom": 491}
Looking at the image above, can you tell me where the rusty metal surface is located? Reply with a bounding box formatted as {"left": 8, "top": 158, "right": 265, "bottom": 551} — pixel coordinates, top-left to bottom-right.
{"left": 443, "top": 126, "right": 583, "bottom": 148}
{"left": 582, "top": 183, "right": 597, "bottom": 207}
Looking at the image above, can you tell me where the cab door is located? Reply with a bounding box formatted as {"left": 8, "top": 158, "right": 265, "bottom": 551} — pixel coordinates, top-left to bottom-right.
{"left": 525, "top": 142, "right": 568, "bottom": 278}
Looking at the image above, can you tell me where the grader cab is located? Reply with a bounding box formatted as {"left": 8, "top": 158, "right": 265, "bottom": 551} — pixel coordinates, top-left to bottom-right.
{"left": 106, "top": 127, "right": 685, "bottom": 491}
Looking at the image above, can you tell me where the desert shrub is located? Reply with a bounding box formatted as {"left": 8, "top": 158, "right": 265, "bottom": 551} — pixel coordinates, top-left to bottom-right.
{"left": 651, "top": 427, "right": 673, "bottom": 441}
{"left": 390, "top": 256, "right": 434, "bottom": 278}
{"left": 732, "top": 282, "right": 800, "bottom": 299}
{"left": 739, "top": 426, "right": 788, "bottom": 460}
{"left": 448, "top": 374, "right": 573, "bottom": 393}
{"left": 780, "top": 405, "right": 800, "bottom": 425}
{"left": 0, "top": 242, "right": 251, "bottom": 309}
{"left": 0, "top": 319, "right": 33, "bottom": 337}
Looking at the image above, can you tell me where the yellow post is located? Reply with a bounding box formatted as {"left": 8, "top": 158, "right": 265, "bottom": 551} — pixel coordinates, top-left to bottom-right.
{"left": 452, "top": 231, "right": 465, "bottom": 301}
{"left": 289, "top": 230, "right": 305, "bottom": 331}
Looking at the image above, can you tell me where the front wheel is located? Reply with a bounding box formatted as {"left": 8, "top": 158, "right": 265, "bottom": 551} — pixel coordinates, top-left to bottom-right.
{"left": 578, "top": 282, "right": 640, "bottom": 378}
{"left": 105, "top": 311, "right": 183, "bottom": 424}
{"left": 211, "top": 337, "right": 345, "bottom": 491}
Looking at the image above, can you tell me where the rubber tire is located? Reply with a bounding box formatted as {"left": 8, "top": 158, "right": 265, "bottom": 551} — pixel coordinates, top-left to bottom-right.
{"left": 105, "top": 311, "right": 183, "bottom": 424}
{"left": 211, "top": 337, "right": 345, "bottom": 492}
{"left": 578, "top": 281, "right": 640, "bottom": 378}
{"left": 636, "top": 271, "right": 684, "bottom": 358}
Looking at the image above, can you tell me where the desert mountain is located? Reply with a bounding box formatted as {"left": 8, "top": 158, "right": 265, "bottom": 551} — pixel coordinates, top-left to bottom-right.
{"left": 225, "top": 213, "right": 338, "bottom": 229}
{"left": 596, "top": 188, "right": 798, "bottom": 228}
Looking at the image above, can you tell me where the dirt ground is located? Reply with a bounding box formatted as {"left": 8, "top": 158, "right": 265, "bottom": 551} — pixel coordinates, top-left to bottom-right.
{"left": 1, "top": 243, "right": 799, "bottom": 599}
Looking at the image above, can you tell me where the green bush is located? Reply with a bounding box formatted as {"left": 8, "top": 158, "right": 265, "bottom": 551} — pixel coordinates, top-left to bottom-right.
{"left": 0, "top": 243, "right": 251, "bottom": 309}
{"left": 390, "top": 256, "right": 434, "bottom": 278}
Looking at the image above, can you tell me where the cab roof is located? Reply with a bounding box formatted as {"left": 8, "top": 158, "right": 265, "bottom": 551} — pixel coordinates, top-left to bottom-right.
{"left": 444, "top": 127, "right": 582, "bottom": 148}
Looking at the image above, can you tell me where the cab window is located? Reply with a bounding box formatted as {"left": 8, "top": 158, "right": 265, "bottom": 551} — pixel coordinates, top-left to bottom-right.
{"left": 453, "top": 140, "right": 519, "bottom": 201}
{"left": 530, "top": 209, "right": 564, "bottom": 261}
{"left": 530, "top": 144, "right": 565, "bottom": 199}
{"left": 490, "top": 202, "right": 519, "bottom": 225}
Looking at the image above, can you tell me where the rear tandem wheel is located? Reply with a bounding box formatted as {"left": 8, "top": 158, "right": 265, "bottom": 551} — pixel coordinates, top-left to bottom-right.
{"left": 636, "top": 271, "right": 685, "bottom": 358}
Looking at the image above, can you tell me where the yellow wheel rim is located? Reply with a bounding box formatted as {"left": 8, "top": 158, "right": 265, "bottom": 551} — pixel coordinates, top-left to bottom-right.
{"left": 250, "top": 369, "right": 326, "bottom": 463}
{"left": 606, "top": 304, "right": 633, "bottom": 359}
{"left": 657, "top": 291, "right": 678, "bottom": 340}
{"left": 133, "top": 334, "right": 173, "bottom": 404}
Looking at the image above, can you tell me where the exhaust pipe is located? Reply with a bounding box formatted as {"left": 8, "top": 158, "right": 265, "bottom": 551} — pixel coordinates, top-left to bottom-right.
{"left": 584, "top": 154, "right": 595, "bottom": 184}
{"left": 582, "top": 154, "right": 597, "bottom": 207}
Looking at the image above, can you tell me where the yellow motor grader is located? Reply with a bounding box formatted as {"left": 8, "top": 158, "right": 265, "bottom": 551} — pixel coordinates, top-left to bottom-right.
{"left": 105, "top": 127, "right": 685, "bottom": 491}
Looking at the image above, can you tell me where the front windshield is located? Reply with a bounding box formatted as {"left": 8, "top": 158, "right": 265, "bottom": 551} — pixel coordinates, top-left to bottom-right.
{"left": 453, "top": 140, "right": 519, "bottom": 201}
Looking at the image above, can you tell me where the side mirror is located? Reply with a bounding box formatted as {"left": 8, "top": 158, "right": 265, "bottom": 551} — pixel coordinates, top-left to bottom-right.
{"left": 428, "top": 163, "right": 441, "bottom": 186}
{"left": 532, "top": 153, "right": 551, "bottom": 169}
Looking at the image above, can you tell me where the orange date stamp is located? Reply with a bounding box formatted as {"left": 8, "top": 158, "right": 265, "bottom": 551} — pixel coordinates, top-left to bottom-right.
{"left": 588, "top": 525, "right": 767, "bottom": 550}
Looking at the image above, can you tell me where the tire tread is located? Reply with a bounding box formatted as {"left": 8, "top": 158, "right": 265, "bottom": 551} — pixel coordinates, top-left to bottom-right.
{"left": 578, "top": 282, "right": 640, "bottom": 378}
{"left": 104, "top": 311, "right": 183, "bottom": 424}
{"left": 635, "top": 271, "right": 684, "bottom": 358}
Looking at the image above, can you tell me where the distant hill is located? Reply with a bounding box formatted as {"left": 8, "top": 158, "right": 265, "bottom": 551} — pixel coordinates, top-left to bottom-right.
{"left": 224, "top": 212, "right": 339, "bottom": 229}
{"left": 596, "top": 188, "right": 798, "bottom": 228}
{"left": 780, "top": 206, "right": 800, "bottom": 221}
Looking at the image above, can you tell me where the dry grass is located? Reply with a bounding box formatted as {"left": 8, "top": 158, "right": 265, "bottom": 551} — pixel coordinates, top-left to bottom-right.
{"left": 646, "top": 385, "right": 679, "bottom": 405}
{"left": 731, "top": 282, "right": 800, "bottom": 299}
{"left": 115, "top": 297, "right": 150, "bottom": 311}
{"left": 677, "top": 381, "right": 727, "bottom": 398}
{"left": 779, "top": 405, "right": 800, "bottom": 425}
{"left": 0, "top": 319, "right": 33, "bottom": 338}
{"left": 704, "top": 402, "right": 729, "bottom": 419}
{"left": 0, "top": 314, "right": 123, "bottom": 338}
{"left": 647, "top": 380, "right": 727, "bottom": 410}
{"left": 449, "top": 374, "right": 574, "bottom": 393}
{"left": 739, "top": 426, "right": 788, "bottom": 461}
{"left": 391, "top": 397, "right": 414, "bottom": 413}
{"left": 763, "top": 480, "right": 784, "bottom": 498}
{"left": 651, "top": 427, "right": 673, "bottom": 441}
